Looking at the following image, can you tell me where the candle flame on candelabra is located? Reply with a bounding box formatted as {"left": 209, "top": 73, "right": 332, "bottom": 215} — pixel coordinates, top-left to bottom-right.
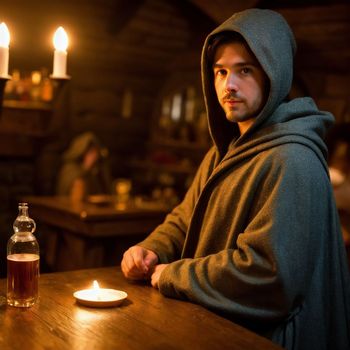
{"left": 53, "top": 26, "right": 68, "bottom": 51}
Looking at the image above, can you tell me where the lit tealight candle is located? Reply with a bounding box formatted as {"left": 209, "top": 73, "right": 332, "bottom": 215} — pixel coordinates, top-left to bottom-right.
{"left": 0, "top": 22, "right": 10, "bottom": 78}
{"left": 52, "top": 26, "right": 69, "bottom": 78}
{"left": 92, "top": 280, "right": 102, "bottom": 300}
{"left": 73, "top": 280, "right": 127, "bottom": 308}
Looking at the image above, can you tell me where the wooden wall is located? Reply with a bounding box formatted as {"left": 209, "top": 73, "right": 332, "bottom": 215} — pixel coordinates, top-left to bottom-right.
{"left": 0, "top": 0, "right": 215, "bottom": 276}
{"left": 1, "top": 1, "right": 348, "bottom": 189}
{"left": 0, "top": 0, "right": 214, "bottom": 184}
{"left": 280, "top": 4, "right": 350, "bottom": 124}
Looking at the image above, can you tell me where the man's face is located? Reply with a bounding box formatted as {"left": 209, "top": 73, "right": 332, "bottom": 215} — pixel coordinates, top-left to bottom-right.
{"left": 213, "top": 41, "right": 268, "bottom": 134}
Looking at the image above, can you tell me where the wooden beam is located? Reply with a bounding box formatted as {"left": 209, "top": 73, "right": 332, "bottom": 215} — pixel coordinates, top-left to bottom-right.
{"left": 188, "top": 0, "right": 259, "bottom": 23}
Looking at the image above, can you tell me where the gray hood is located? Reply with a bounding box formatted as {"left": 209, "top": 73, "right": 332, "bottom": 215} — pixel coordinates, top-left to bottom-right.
{"left": 63, "top": 132, "right": 100, "bottom": 161}
{"left": 201, "top": 8, "right": 333, "bottom": 164}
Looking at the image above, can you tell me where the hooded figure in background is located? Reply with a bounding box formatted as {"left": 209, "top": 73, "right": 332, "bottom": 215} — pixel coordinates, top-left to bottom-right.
{"left": 56, "top": 132, "right": 112, "bottom": 198}
{"left": 121, "top": 9, "right": 350, "bottom": 350}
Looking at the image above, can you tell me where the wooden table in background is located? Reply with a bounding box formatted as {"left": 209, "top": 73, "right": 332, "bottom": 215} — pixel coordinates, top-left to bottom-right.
{"left": 0, "top": 267, "right": 282, "bottom": 350}
{"left": 22, "top": 196, "right": 168, "bottom": 271}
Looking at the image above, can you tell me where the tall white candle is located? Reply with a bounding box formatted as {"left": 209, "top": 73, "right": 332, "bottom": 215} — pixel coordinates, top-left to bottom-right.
{"left": 0, "top": 22, "right": 10, "bottom": 78}
{"left": 52, "top": 26, "right": 68, "bottom": 78}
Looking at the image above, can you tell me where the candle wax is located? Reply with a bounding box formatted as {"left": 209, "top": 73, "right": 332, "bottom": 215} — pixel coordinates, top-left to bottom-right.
{"left": 0, "top": 46, "right": 9, "bottom": 78}
{"left": 53, "top": 50, "right": 67, "bottom": 78}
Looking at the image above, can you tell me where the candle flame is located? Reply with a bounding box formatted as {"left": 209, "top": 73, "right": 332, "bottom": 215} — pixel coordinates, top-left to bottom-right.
{"left": 0, "top": 22, "right": 10, "bottom": 48}
{"left": 93, "top": 280, "right": 100, "bottom": 290}
{"left": 92, "top": 280, "right": 102, "bottom": 301}
{"left": 53, "top": 26, "right": 68, "bottom": 51}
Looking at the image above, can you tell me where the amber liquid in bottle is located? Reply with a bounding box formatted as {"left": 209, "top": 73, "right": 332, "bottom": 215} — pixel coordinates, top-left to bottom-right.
{"left": 7, "top": 203, "right": 39, "bottom": 307}
{"left": 7, "top": 253, "right": 39, "bottom": 307}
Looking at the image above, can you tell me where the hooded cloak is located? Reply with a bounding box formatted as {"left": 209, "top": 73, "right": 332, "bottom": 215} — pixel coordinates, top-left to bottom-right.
{"left": 56, "top": 132, "right": 111, "bottom": 196}
{"left": 139, "top": 9, "right": 350, "bottom": 349}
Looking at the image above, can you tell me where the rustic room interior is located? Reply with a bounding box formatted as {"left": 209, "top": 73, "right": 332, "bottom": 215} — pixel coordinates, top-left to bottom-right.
{"left": 0, "top": 0, "right": 349, "bottom": 276}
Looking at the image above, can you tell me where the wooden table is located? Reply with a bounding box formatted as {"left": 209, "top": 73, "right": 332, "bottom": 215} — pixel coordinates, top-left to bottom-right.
{"left": 22, "top": 196, "right": 168, "bottom": 271}
{"left": 0, "top": 267, "right": 282, "bottom": 350}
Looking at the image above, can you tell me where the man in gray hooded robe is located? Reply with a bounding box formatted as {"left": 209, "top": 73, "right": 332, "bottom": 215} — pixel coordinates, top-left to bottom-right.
{"left": 121, "top": 9, "right": 350, "bottom": 350}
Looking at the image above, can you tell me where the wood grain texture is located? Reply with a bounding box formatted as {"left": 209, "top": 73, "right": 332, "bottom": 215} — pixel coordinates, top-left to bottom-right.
{"left": 0, "top": 267, "right": 283, "bottom": 350}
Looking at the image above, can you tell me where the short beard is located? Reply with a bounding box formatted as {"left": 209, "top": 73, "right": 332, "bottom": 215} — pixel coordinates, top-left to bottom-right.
{"left": 225, "top": 110, "right": 239, "bottom": 123}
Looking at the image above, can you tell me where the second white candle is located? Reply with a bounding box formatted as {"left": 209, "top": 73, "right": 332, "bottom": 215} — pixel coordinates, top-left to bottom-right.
{"left": 0, "top": 22, "right": 10, "bottom": 78}
{"left": 52, "top": 26, "right": 68, "bottom": 78}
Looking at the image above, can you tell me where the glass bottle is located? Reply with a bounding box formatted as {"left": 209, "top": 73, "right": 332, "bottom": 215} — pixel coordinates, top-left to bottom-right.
{"left": 7, "top": 203, "right": 40, "bottom": 307}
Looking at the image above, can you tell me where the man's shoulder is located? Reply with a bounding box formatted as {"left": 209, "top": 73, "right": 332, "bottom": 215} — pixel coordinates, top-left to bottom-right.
{"left": 261, "top": 142, "right": 325, "bottom": 172}
{"left": 268, "top": 142, "right": 315, "bottom": 156}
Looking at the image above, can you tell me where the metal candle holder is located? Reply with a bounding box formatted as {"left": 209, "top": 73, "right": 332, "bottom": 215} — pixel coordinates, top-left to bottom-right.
{"left": 50, "top": 75, "right": 71, "bottom": 105}
{"left": 0, "top": 76, "right": 11, "bottom": 116}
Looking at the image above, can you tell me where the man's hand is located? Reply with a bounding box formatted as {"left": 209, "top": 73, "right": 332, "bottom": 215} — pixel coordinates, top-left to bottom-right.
{"left": 121, "top": 246, "right": 158, "bottom": 280}
{"left": 151, "top": 264, "right": 168, "bottom": 289}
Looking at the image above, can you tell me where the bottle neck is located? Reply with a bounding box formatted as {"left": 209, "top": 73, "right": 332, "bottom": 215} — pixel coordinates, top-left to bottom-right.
{"left": 18, "top": 205, "right": 29, "bottom": 217}
{"left": 14, "top": 203, "right": 36, "bottom": 234}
